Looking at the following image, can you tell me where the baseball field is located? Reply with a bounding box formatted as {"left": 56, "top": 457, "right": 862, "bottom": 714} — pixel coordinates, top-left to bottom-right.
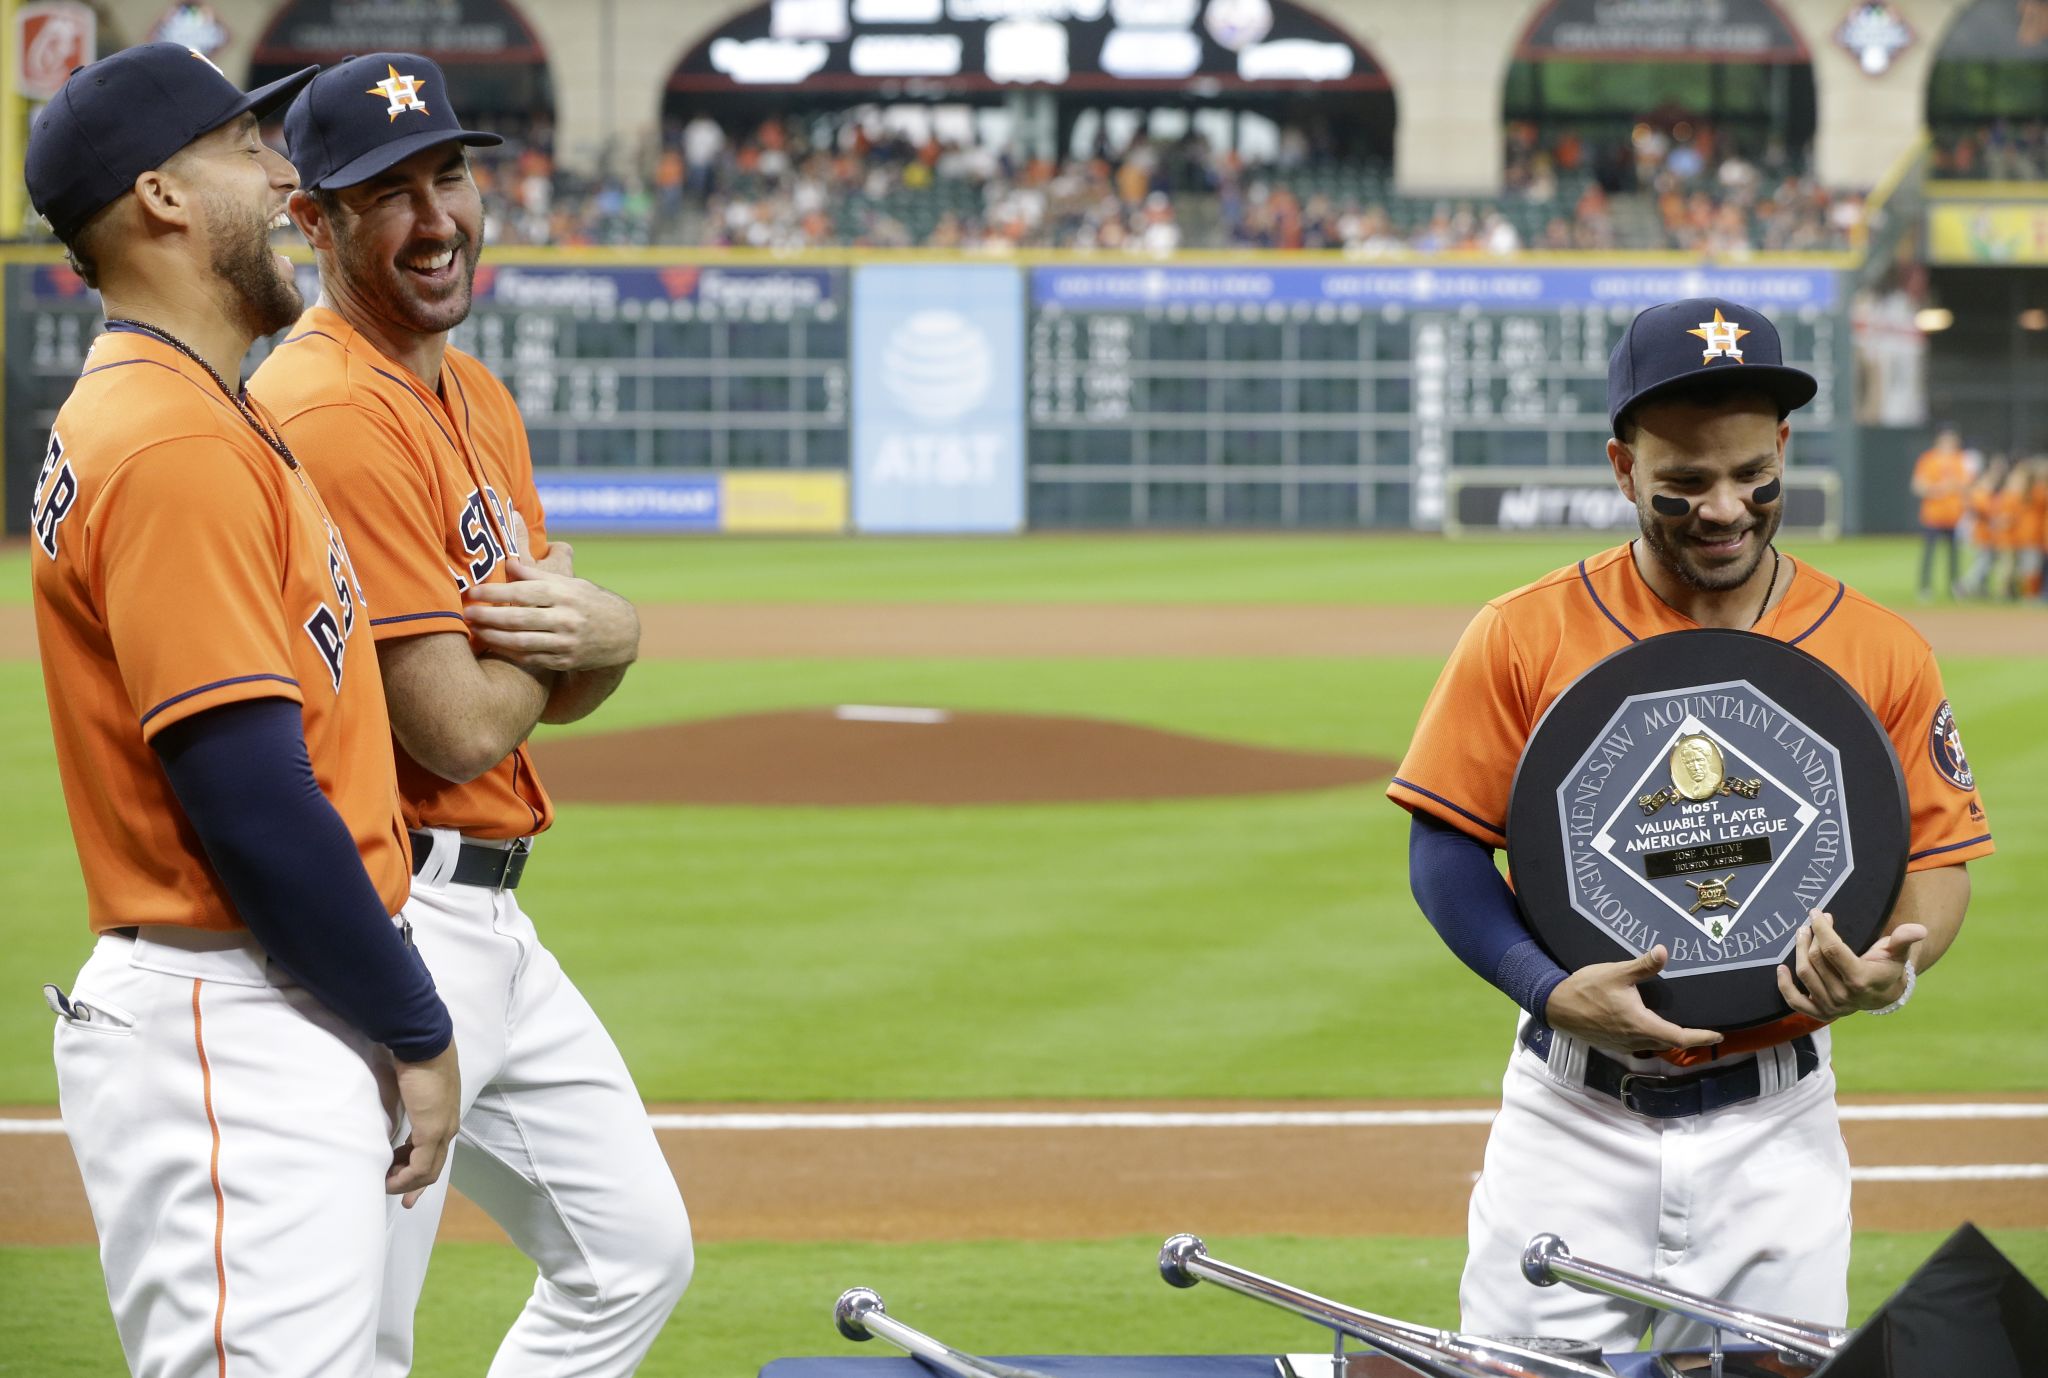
{"left": 1, "top": 532, "right": 2043, "bottom": 1375}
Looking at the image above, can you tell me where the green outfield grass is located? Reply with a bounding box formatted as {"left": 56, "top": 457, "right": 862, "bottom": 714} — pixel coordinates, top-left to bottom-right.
{"left": 4, "top": 1230, "right": 2044, "bottom": 1377}
{"left": 5, "top": 534, "right": 2044, "bottom": 1375}
{"left": 0, "top": 534, "right": 2008, "bottom": 610}
{"left": 5, "top": 651, "right": 2042, "bottom": 1104}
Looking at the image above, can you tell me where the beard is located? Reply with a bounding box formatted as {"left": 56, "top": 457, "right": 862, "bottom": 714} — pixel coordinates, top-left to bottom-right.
{"left": 1638, "top": 497, "right": 1782, "bottom": 593}
{"left": 206, "top": 193, "right": 302, "bottom": 339}
{"left": 333, "top": 215, "right": 481, "bottom": 339}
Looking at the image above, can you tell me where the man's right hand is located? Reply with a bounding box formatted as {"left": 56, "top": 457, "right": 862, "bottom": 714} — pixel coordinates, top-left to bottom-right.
{"left": 1542, "top": 946, "right": 1724, "bottom": 1054}
{"left": 387, "top": 1041, "right": 461, "bottom": 1208}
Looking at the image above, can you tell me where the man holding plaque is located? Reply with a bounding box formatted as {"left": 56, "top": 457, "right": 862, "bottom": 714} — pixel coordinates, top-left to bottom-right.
{"left": 1387, "top": 297, "right": 1993, "bottom": 1349}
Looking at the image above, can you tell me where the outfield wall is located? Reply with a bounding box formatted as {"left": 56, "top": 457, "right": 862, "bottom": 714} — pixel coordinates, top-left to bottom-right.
{"left": 5, "top": 252, "right": 1862, "bottom": 537}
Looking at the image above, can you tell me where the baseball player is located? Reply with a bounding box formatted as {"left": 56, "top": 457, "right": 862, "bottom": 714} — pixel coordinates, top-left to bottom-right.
{"left": 247, "top": 54, "right": 689, "bottom": 1376}
{"left": 1388, "top": 298, "right": 1992, "bottom": 1349}
{"left": 24, "top": 44, "right": 461, "bottom": 1377}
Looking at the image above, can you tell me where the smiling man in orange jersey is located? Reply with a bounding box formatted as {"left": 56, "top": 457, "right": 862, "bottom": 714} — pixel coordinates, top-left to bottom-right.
{"left": 249, "top": 54, "right": 688, "bottom": 1377}
{"left": 25, "top": 44, "right": 460, "bottom": 1377}
{"left": 1389, "top": 298, "right": 1991, "bottom": 1350}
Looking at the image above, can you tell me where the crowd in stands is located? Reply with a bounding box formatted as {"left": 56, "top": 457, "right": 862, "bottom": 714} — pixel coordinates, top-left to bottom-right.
{"left": 450, "top": 106, "right": 1862, "bottom": 256}
{"left": 1931, "top": 120, "right": 2048, "bottom": 180}
{"left": 1504, "top": 117, "right": 1862, "bottom": 254}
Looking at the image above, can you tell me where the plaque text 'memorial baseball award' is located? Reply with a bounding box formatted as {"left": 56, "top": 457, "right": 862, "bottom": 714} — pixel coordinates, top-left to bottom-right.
{"left": 1507, "top": 629, "right": 1909, "bottom": 1030}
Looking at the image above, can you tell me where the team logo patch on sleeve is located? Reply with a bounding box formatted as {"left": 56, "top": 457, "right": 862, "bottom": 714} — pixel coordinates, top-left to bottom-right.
{"left": 1929, "top": 700, "right": 1975, "bottom": 791}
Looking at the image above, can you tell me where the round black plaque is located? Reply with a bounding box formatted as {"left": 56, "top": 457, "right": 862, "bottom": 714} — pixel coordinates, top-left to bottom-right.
{"left": 1506, "top": 628, "right": 1908, "bottom": 1031}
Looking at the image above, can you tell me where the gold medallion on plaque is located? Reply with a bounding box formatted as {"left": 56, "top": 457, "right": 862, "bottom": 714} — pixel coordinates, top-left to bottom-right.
{"left": 1685, "top": 873, "right": 1739, "bottom": 914}
{"left": 1670, "top": 734, "right": 1726, "bottom": 801}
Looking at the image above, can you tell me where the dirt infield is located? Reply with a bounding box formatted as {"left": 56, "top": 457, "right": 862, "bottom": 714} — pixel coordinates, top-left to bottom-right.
{"left": 532, "top": 708, "right": 1394, "bottom": 805}
{"left": 4, "top": 1096, "right": 2044, "bottom": 1247}
{"left": 4, "top": 603, "right": 2045, "bottom": 663}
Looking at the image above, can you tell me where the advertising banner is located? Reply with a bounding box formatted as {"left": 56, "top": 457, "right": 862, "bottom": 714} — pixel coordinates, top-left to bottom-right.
{"left": 1445, "top": 468, "right": 1838, "bottom": 539}
{"left": 1031, "top": 264, "right": 1840, "bottom": 311}
{"left": 1517, "top": 0, "right": 1809, "bottom": 61}
{"left": 852, "top": 265, "right": 1026, "bottom": 534}
{"left": 722, "top": 471, "right": 850, "bottom": 533}
{"left": 533, "top": 470, "right": 850, "bottom": 533}
{"left": 534, "top": 473, "right": 722, "bottom": 533}
{"left": 1927, "top": 202, "right": 2048, "bottom": 265}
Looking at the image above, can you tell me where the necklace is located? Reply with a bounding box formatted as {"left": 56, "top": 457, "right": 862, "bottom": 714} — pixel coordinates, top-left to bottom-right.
{"left": 1751, "top": 550, "right": 1782, "bottom": 629}
{"left": 104, "top": 318, "right": 299, "bottom": 470}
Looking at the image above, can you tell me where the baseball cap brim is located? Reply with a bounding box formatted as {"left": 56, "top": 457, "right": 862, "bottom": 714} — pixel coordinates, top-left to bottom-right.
{"left": 1612, "top": 363, "right": 1818, "bottom": 434}
{"left": 310, "top": 125, "right": 503, "bottom": 190}
{"left": 235, "top": 64, "right": 320, "bottom": 125}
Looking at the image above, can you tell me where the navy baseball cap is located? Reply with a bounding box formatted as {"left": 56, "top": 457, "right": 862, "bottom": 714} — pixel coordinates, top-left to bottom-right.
{"left": 284, "top": 53, "right": 501, "bottom": 191}
{"left": 1608, "top": 297, "right": 1818, "bottom": 436}
{"left": 25, "top": 43, "right": 316, "bottom": 242}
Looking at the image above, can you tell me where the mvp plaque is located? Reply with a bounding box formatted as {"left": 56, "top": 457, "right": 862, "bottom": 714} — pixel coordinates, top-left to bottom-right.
{"left": 1506, "top": 629, "right": 1908, "bottom": 1030}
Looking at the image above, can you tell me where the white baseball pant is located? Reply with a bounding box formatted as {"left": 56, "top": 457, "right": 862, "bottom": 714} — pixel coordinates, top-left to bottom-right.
{"left": 54, "top": 925, "right": 403, "bottom": 1377}
{"left": 1459, "top": 1019, "right": 1851, "bottom": 1352}
{"left": 373, "top": 828, "right": 693, "bottom": 1377}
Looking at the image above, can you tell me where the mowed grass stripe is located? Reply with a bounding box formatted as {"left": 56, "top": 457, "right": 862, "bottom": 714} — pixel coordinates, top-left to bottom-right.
{"left": 3, "top": 655, "right": 2043, "bottom": 1103}
{"left": 4, "top": 1232, "right": 2045, "bottom": 1377}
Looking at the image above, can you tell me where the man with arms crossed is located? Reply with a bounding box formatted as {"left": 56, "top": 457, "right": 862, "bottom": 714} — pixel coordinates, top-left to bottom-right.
{"left": 26, "top": 44, "right": 459, "bottom": 1377}
{"left": 250, "top": 53, "right": 690, "bottom": 1376}
{"left": 1388, "top": 298, "right": 1991, "bottom": 1348}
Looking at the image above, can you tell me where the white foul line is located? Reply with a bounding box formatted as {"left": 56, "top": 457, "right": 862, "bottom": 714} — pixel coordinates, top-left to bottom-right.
{"left": 1852, "top": 1164, "right": 2048, "bottom": 1183}
{"left": 834, "top": 704, "right": 951, "bottom": 724}
{"left": 3, "top": 1103, "right": 2046, "bottom": 1136}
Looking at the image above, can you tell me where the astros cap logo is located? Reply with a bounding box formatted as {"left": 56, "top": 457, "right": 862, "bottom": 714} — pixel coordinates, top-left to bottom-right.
{"left": 1686, "top": 308, "right": 1749, "bottom": 366}
{"left": 367, "top": 63, "right": 429, "bottom": 121}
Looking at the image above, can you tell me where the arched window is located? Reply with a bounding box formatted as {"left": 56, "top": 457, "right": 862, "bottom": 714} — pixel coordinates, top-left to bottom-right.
{"left": 1926, "top": 0, "right": 2048, "bottom": 181}
{"left": 1505, "top": 0, "right": 1816, "bottom": 194}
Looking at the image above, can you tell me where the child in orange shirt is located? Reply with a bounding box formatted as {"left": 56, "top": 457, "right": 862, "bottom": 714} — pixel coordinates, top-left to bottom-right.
{"left": 1986, "top": 462, "right": 2031, "bottom": 600}
{"left": 1960, "top": 458, "right": 2008, "bottom": 598}
{"left": 2017, "top": 458, "right": 2048, "bottom": 600}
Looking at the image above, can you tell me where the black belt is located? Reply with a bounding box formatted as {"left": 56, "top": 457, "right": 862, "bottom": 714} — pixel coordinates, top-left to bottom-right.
{"left": 410, "top": 832, "right": 530, "bottom": 890}
{"left": 1520, "top": 1024, "right": 1818, "bottom": 1120}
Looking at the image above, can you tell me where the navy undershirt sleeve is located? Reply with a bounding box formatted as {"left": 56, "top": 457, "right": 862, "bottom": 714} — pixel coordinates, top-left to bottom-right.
{"left": 152, "top": 698, "right": 453, "bottom": 1062}
{"left": 1408, "top": 811, "right": 1569, "bottom": 1022}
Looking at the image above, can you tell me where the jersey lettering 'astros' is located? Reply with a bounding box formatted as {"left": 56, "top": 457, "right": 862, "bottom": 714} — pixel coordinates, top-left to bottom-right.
{"left": 30, "top": 328, "right": 411, "bottom": 932}
{"left": 249, "top": 305, "right": 554, "bottom": 840}
{"left": 1389, "top": 542, "right": 1994, "bottom": 1065}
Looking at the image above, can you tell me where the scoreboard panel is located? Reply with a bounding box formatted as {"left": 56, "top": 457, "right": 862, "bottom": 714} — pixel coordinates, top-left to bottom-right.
{"left": 6, "top": 256, "right": 1849, "bottom": 536}
{"left": 4, "top": 261, "right": 849, "bottom": 534}
{"left": 1023, "top": 264, "right": 1845, "bottom": 529}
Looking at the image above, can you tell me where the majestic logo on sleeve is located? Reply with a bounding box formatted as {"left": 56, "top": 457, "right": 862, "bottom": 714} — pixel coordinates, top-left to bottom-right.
{"left": 30, "top": 430, "right": 77, "bottom": 560}
{"left": 368, "top": 64, "right": 429, "bottom": 121}
{"left": 1687, "top": 309, "right": 1749, "bottom": 366}
{"left": 1929, "top": 699, "right": 1974, "bottom": 791}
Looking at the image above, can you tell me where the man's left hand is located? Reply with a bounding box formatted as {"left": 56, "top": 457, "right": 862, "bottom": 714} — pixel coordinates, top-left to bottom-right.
{"left": 1776, "top": 909, "right": 1926, "bottom": 1021}
{"left": 463, "top": 558, "right": 639, "bottom": 673}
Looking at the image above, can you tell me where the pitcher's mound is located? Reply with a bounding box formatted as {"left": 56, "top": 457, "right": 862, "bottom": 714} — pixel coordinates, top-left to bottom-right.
{"left": 531, "top": 706, "right": 1394, "bottom": 805}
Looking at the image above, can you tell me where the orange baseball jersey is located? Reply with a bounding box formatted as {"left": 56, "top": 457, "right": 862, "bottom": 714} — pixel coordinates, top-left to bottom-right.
{"left": 249, "top": 305, "right": 554, "bottom": 840}
{"left": 30, "top": 329, "right": 410, "bottom": 932}
{"left": 1986, "top": 489, "right": 2023, "bottom": 552}
{"left": 1967, "top": 485, "right": 1998, "bottom": 548}
{"left": 1388, "top": 542, "right": 1993, "bottom": 1064}
{"left": 1910, "top": 448, "right": 1970, "bottom": 530}
{"left": 2018, "top": 481, "right": 2048, "bottom": 552}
